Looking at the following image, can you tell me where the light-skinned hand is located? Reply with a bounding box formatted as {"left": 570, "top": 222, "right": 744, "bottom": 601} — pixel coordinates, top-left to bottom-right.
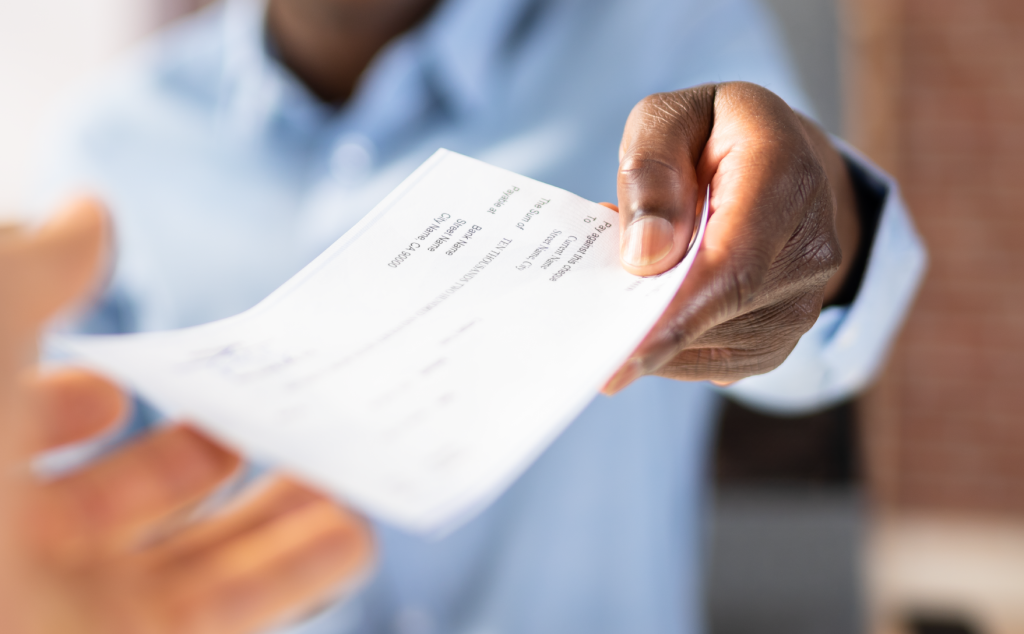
{"left": 0, "top": 199, "right": 374, "bottom": 634}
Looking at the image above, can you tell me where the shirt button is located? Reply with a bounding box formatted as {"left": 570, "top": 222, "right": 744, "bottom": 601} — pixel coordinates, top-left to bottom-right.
{"left": 394, "top": 606, "right": 435, "bottom": 634}
{"left": 330, "top": 134, "right": 376, "bottom": 185}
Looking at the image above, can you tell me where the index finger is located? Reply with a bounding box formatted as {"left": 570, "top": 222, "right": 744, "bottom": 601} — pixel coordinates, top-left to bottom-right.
{"left": 24, "top": 367, "right": 128, "bottom": 455}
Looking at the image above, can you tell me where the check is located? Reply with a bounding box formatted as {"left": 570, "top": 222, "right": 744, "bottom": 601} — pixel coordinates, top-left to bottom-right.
{"left": 61, "top": 150, "right": 708, "bottom": 534}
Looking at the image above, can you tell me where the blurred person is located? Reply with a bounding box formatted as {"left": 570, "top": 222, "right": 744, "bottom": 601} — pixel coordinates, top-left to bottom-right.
{"left": 0, "top": 199, "right": 373, "bottom": 634}
{"left": 34, "top": 0, "right": 926, "bottom": 632}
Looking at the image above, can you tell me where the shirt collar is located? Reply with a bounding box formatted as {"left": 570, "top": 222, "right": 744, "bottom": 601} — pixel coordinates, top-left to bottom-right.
{"left": 215, "top": 0, "right": 543, "bottom": 139}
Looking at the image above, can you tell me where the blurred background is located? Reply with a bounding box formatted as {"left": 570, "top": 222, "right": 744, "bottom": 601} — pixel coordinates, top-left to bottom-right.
{"left": 1, "top": 1, "right": 1022, "bottom": 633}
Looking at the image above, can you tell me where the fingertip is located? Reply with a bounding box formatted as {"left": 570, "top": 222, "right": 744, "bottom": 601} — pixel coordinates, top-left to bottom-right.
{"left": 598, "top": 202, "right": 619, "bottom": 212}
{"left": 615, "top": 158, "right": 698, "bottom": 276}
{"left": 30, "top": 196, "right": 112, "bottom": 320}
{"left": 41, "top": 195, "right": 108, "bottom": 235}
{"left": 619, "top": 215, "right": 676, "bottom": 273}
{"left": 37, "top": 195, "right": 109, "bottom": 267}
{"left": 324, "top": 503, "right": 376, "bottom": 579}
{"left": 173, "top": 425, "right": 244, "bottom": 477}
{"left": 602, "top": 359, "right": 643, "bottom": 396}
{"left": 29, "top": 367, "right": 128, "bottom": 450}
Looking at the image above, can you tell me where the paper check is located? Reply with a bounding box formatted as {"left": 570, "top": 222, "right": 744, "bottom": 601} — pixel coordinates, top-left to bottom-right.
{"left": 60, "top": 150, "right": 709, "bottom": 534}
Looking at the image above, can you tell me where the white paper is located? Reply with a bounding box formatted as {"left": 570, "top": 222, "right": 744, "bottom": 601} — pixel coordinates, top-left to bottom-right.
{"left": 59, "top": 150, "right": 709, "bottom": 534}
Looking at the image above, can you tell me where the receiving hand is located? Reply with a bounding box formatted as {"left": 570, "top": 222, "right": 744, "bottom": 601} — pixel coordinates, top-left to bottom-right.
{"left": 604, "top": 82, "right": 860, "bottom": 391}
{"left": 0, "top": 200, "right": 374, "bottom": 634}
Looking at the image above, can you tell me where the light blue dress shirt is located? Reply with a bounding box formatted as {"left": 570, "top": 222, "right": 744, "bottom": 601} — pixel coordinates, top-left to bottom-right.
{"left": 34, "top": 0, "right": 926, "bottom": 632}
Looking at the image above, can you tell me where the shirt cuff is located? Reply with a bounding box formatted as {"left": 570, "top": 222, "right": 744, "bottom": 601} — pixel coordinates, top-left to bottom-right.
{"left": 721, "top": 138, "right": 928, "bottom": 415}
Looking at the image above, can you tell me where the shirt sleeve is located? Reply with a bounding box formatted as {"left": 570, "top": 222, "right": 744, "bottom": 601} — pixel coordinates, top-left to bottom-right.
{"left": 721, "top": 138, "right": 928, "bottom": 415}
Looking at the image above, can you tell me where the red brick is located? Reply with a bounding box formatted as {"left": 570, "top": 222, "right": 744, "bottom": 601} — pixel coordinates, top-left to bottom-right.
{"left": 852, "top": 0, "right": 1024, "bottom": 518}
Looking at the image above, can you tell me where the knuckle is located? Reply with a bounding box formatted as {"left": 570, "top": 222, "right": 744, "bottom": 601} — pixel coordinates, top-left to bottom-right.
{"left": 633, "top": 91, "right": 688, "bottom": 128}
{"left": 781, "top": 224, "right": 841, "bottom": 293}
{"left": 788, "top": 294, "right": 824, "bottom": 335}
{"left": 618, "top": 153, "right": 680, "bottom": 185}
{"left": 782, "top": 145, "right": 830, "bottom": 223}
{"left": 792, "top": 155, "right": 826, "bottom": 205}
{"left": 626, "top": 86, "right": 716, "bottom": 148}
{"left": 805, "top": 231, "right": 843, "bottom": 282}
{"left": 756, "top": 295, "right": 821, "bottom": 342}
{"left": 667, "top": 321, "right": 690, "bottom": 351}
{"left": 720, "top": 255, "right": 767, "bottom": 315}
{"left": 635, "top": 91, "right": 667, "bottom": 112}
{"left": 777, "top": 158, "right": 843, "bottom": 290}
{"left": 648, "top": 318, "right": 695, "bottom": 370}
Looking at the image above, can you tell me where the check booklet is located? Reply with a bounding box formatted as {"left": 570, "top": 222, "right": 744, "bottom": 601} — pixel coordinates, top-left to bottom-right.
{"left": 61, "top": 150, "right": 709, "bottom": 534}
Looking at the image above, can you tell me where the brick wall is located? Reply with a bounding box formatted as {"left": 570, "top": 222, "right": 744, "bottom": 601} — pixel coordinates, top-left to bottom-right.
{"left": 848, "top": 0, "right": 1024, "bottom": 516}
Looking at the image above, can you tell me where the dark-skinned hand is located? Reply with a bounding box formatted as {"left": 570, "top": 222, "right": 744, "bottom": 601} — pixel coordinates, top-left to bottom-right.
{"left": 604, "top": 82, "right": 860, "bottom": 392}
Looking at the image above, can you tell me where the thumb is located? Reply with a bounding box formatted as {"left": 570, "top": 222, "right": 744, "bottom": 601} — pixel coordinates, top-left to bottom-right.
{"left": 0, "top": 196, "right": 109, "bottom": 335}
{"left": 0, "top": 196, "right": 110, "bottom": 377}
{"left": 617, "top": 86, "right": 715, "bottom": 276}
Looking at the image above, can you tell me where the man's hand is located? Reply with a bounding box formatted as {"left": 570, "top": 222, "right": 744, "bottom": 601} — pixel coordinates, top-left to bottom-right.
{"left": 604, "top": 82, "right": 860, "bottom": 392}
{"left": 0, "top": 200, "right": 374, "bottom": 634}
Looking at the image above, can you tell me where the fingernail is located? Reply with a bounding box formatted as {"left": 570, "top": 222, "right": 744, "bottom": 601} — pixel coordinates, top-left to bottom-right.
{"left": 602, "top": 359, "right": 644, "bottom": 396}
{"left": 621, "top": 215, "right": 674, "bottom": 268}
